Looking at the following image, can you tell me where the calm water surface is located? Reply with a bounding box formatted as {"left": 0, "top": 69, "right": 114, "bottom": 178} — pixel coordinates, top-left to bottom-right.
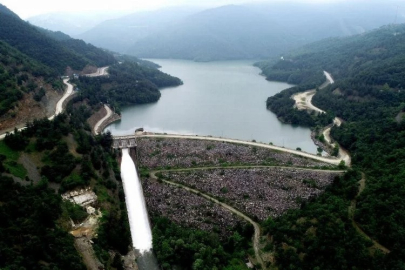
{"left": 107, "top": 60, "right": 317, "bottom": 153}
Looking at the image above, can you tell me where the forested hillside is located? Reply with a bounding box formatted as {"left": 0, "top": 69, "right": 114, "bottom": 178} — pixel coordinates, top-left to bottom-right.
{"left": 0, "top": 39, "right": 67, "bottom": 133}
{"left": 0, "top": 4, "right": 119, "bottom": 132}
{"left": 258, "top": 23, "right": 405, "bottom": 268}
{"left": 37, "top": 27, "right": 116, "bottom": 67}
{"left": 0, "top": 4, "right": 116, "bottom": 73}
{"left": 0, "top": 41, "right": 57, "bottom": 115}
{"left": 75, "top": 61, "right": 182, "bottom": 112}
{"left": 1, "top": 104, "right": 131, "bottom": 268}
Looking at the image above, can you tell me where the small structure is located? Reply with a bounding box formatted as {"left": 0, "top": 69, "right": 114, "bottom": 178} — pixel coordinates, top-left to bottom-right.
{"left": 113, "top": 136, "right": 137, "bottom": 149}
{"left": 61, "top": 187, "right": 97, "bottom": 207}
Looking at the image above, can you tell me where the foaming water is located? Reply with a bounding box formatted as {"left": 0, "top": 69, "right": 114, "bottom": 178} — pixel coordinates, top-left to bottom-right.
{"left": 120, "top": 148, "right": 152, "bottom": 253}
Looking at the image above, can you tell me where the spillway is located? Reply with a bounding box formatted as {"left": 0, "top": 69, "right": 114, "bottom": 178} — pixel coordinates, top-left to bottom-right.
{"left": 120, "top": 148, "right": 152, "bottom": 253}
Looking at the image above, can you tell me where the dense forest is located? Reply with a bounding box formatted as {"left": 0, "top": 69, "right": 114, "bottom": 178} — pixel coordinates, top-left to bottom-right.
{"left": 1, "top": 102, "right": 131, "bottom": 268}
{"left": 257, "top": 24, "right": 405, "bottom": 268}
{"left": 152, "top": 217, "right": 253, "bottom": 269}
{"left": 75, "top": 61, "right": 182, "bottom": 111}
{"left": 0, "top": 41, "right": 63, "bottom": 116}
{"left": 0, "top": 3, "right": 118, "bottom": 126}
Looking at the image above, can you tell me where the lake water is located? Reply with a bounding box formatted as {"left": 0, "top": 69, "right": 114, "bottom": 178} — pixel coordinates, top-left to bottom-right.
{"left": 107, "top": 59, "right": 317, "bottom": 153}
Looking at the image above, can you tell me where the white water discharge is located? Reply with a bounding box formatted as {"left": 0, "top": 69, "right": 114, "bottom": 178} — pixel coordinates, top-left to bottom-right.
{"left": 120, "top": 148, "right": 152, "bottom": 253}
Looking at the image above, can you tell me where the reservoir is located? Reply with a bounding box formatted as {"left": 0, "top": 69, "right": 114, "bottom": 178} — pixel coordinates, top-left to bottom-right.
{"left": 107, "top": 60, "right": 317, "bottom": 153}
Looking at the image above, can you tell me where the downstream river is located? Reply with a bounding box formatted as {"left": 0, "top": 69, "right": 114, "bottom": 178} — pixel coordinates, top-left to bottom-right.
{"left": 107, "top": 60, "right": 318, "bottom": 153}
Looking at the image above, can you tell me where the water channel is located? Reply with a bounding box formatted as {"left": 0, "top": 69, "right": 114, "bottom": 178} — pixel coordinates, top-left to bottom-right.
{"left": 107, "top": 60, "right": 318, "bottom": 153}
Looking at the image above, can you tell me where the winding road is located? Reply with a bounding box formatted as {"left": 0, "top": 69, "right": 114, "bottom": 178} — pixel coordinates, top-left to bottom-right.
{"left": 94, "top": 104, "right": 113, "bottom": 135}
{"left": 150, "top": 165, "right": 344, "bottom": 268}
{"left": 49, "top": 79, "right": 74, "bottom": 120}
{"left": 291, "top": 71, "right": 351, "bottom": 166}
{"left": 1, "top": 67, "right": 110, "bottom": 140}
{"left": 149, "top": 171, "right": 266, "bottom": 269}
{"left": 292, "top": 71, "right": 333, "bottom": 114}
{"left": 0, "top": 78, "right": 74, "bottom": 140}
{"left": 348, "top": 173, "right": 390, "bottom": 254}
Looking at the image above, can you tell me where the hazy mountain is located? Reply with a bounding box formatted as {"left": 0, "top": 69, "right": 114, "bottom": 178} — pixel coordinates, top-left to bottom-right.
{"left": 127, "top": 5, "right": 297, "bottom": 61}
{"left": 126, "top": 2, "right": 404, "bottom": 61}
{"left": 0, "top": 3, "right": 19, "bottom": 18}
{"left": 25, "top": 1, "right": 405, "bottom": 61}
{"left": 0, "top": 4, "right": 116, "bottom": 73}
{"left": 28, "top": 11, "right": 128, "bottom": 36}
{"left": 246, "top": 1, "right": 405, "bottom": 42}
{"left": 75, "top": 7, "right": 201, "bottom": 53}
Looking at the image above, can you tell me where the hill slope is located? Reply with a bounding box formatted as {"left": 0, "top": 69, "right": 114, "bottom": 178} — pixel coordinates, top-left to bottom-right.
{"left": 0, "top": 40, "right": 65, "bottom": 133}
{"left": 76, "top": 7, "right": 199, "bottom": 54}
{"left": 0, "top": 4, "right": 116, "bottom": 73}
{"left": 30, "top": 2, "right": 404, "bottom": 62}
{"left": 127, "top": 5, "right": 295, "bottom": 61}
{"left": 28, "top": 11, "right": 129, "bottom": 36}
{"left": 258, "top": 23, "right": 405, "bottom": 268}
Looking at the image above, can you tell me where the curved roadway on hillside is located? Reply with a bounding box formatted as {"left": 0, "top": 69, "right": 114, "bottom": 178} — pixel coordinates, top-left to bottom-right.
{"left": 0, "top": 67, "right": 109, "bottom": 140}
{"left": 0, "top": 79, "right": 74, "bottom": 140}
{"left": 94, "top": 105, "right": 113, "bottom": 135}
{"left": 291, "top": 71, "right": 351, "bottom": 166}
{"left": 49, "top": 79, "right": 74, "bottom": 120}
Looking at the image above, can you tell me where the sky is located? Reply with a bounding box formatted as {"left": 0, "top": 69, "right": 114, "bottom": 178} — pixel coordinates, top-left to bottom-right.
{"left": 1, "top": 0, "right": 345, "bottom": 19}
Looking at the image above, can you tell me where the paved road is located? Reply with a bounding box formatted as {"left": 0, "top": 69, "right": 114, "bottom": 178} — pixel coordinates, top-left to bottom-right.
{"left": 0, "top": 79, "right": 73, "bottom": 140}
{"left": 49, "top": 79, "right": 74, "bottom": 120}
{"left": 1, "top": 67, "right": 109, "bottom": 140}
{"left": 94, "top": 104, "right": 113, "bottom": 135}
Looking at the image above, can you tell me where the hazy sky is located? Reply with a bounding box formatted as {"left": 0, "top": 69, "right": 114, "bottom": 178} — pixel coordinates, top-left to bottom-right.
{"left": 2, "top": 0, "right": 345, "bottom": 19}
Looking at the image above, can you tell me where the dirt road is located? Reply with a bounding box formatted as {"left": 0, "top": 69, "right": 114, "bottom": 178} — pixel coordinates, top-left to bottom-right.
{"left": 86, "top": 66, "right": 109, "bottom": 77}
{"left": 290, "top": 71, "right": 351, "bottom": 166}
{"left": 150, "top": 171, "right": 266, "bottom": 269}
{"left": 292, "top": 71, "right": 333, "bottom": 114}
{"left": 348, "top": 173, "right": 390, "bottom": 254}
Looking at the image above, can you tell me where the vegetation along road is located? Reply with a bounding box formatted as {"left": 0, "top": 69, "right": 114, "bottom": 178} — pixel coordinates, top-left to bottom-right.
{"left": 348, "top": 173, "right": 391, "bottom": 254}
{"left": 0, "top": 67, "right": 109, "bottom": 140}
{"left": 150, "top": 163, "right": 344, "bottom": 269}
{"left": 48, "top": 79, "right": 74, "bottom": 120}
{"left": 94, "top": 104, "right": 113, "bottom": 135}
{"left": 291, "top": 71, "right": 351, "bottom": 166}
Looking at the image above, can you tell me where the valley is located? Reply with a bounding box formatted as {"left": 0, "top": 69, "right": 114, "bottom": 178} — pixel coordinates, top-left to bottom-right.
{"left": 1, "top": 1, "right": 405, "bottom": 269}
